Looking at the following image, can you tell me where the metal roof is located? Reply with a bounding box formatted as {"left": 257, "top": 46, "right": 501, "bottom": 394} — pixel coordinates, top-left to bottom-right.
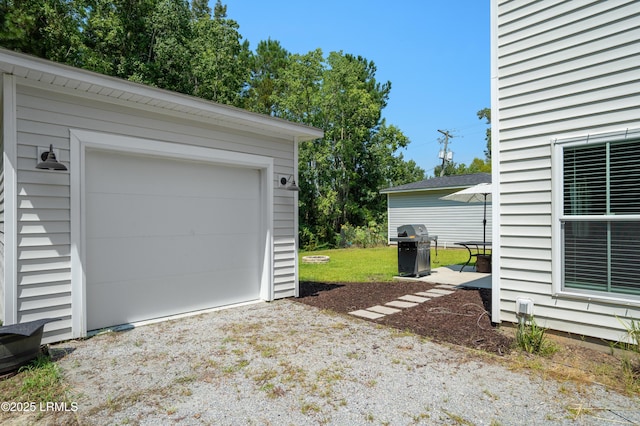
{"left": 380, "top": 173, "right": 491, "bottom": 194}
{"left": 0, "top": 48, "right": 324, "bottom": 142}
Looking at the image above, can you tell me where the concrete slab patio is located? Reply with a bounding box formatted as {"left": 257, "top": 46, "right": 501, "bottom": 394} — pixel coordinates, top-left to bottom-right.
{"left": 394, "top": 264, "right": 492, "bottom": 289}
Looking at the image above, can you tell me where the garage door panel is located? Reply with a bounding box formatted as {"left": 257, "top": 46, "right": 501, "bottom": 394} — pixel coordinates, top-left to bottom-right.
{"left": 87, "top": 193, "right": 260, "bottom": 239}
{"left": 86, "top": 149, "right": 264, "bottom": 331}
{"left": 87, "top": 150, "right": 259, "bottom": 198}
{"left": 88, "top": 269, "right": 259, "bottom": 330}
{"left": 87, "top": 234, "right": 259, "bottom": 284}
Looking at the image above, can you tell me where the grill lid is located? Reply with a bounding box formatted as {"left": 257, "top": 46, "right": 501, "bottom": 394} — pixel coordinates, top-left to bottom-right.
{"left": 391, "top": 224, "right": 436, "bottom": 242}
{"left": 397, "top": 224, "right": 428, "bottom": 238}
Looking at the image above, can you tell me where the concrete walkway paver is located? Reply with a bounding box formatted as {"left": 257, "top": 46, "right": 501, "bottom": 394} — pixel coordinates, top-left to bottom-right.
{"left": 385, "top": 300, "right": 418, "bottom": 309}
{"left": 415, "top": 291, "right": 445, "bottom": 298}
{"left": 348, "top": 309, "right": 386, "bottom": 319}
{"left": 367, "top": 305, "right": 401, "bottom": 315}
{"left": 348, "top": 264, "right": 492, "bottom": 321}
{"left": 426, "top": 288, "right": 455, "bottom": 295}
{"left": 398, "top": 294, "right": 430, "bottom": 303}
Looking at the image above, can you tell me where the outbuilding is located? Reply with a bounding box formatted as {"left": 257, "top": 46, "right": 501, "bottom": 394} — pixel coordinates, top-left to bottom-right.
{"left": 0, "top": 49, "right": 323, "bottom": 343}
{"left": 380, "top": 173, "right": 492, "bottom": 247}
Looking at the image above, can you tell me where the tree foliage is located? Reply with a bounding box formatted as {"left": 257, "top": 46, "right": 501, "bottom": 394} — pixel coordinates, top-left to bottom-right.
{"left": 1, "top": 0, "right": 426, "bottom": 248}
{"left": 0, "top": 0, "right": 84, "bottom": 64}
{"left": 477, "top": 107, "right": 491, "bottom": 161}
{"left": 256, "top": 50, "right": 424, "bottom": 247}
{"left": 243, "top": 38, "right": 289, "bottom": 115}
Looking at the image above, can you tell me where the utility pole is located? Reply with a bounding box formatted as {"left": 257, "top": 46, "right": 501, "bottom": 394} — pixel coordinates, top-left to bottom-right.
{"left": 437, "top": 129, "right": 454, "bottom": 177}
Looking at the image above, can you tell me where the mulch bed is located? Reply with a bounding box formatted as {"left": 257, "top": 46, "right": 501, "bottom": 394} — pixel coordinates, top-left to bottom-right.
{"left": 295, "top": 280, "right": 514, "bottom": 355}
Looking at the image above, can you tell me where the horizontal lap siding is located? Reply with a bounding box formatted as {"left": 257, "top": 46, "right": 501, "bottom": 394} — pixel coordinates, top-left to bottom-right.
{"left": 496, "top": 0, "right": 640, "bottom": 340}
{"left": 15, "top": 84, "right": 297, "bottom": 343}
{"left": 387, "top": 190, "right": 492, "bottom": 248}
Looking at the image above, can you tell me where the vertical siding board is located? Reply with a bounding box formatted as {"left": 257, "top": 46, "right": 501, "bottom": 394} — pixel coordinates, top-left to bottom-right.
{"left": 496, "top": 0, "right": 640, "bottom": 341}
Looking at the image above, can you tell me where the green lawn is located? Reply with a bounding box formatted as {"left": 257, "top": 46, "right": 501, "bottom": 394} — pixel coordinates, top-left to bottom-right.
{"left": 298, "top": 246, "right": 472, "bottom": 283}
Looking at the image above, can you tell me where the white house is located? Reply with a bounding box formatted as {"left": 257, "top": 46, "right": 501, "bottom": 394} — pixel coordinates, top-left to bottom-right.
{"left": 491, "top": 0, "right": 640, "bottom": 342}
{"left": 381, "top": 173, "right": 492, "bottom": 247}
{"left": 0, "top": 49, "right": 323, "bottom": 343}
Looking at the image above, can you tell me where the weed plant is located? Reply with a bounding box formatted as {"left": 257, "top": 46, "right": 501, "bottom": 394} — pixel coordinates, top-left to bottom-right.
{"left": 616, "top": 317, "right": 640, "bottom": 353}
{"left": 515, "top": 317, "right": 557, "bottom": 356}
{"left": 615, "top": 317, "right": 640, "bottom": 388}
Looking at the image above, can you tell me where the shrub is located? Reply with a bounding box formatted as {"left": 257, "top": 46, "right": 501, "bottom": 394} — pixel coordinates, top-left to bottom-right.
{"left": 337, "top": 222, "right": 387, "bottom": 248}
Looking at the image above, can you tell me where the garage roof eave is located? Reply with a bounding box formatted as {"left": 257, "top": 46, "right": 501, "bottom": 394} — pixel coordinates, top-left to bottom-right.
{"left": 0, "top": 48, "right": 324, "bottom": 141}
{"left": 380, "top": 185, "right": 469, "bottom": 195}
{"left": 379, "top": 173, "right": 492, "bottom": 194}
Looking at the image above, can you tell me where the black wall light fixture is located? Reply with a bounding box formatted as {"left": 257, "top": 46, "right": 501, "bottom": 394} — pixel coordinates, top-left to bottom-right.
{"left": 280, "top": 175, "right": 299, "bottom": 191}
{"left": 36, "top": 144, "right": 67, "bottom": 171}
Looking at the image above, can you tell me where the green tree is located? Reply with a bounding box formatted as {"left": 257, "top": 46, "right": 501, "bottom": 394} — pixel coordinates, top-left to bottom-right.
{"left": 81, "top": 0, "right": 157, "bottom": 77}
{"left": 243, "top": 38, "right": 290, "bottom": 115}
{"left": 434, "top": 157, "right": 490, "bottom": 177}
{"left": 128, "top": 0, "right": 194, "bottom": 94}
{"left": 315, "top": 52, "right": 390, "bottom": 231}
{"left": 477, "top": 107, "right": 491, "bottom": 161}
{"left": 190, "top": 0, "right": 250, "bottom": 106}
{"left": 190, "top": 0, "right": 210, "bottom": 19}
{"left": 433, "top": 161, "right": 459, "bottom": 178}
{"left": 269, "top": 49, "right": 422, "bottom": 247}
{"left": 272, "top": 48, "right": 323, "bottom": 123}
{"left": 0, "top": 0, "right": 84, "bottom": 65}
{"left": 467, "top": 157, "right": 491, "bottom": 173}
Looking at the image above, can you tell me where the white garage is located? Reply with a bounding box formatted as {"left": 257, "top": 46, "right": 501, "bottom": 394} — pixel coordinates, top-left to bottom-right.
{"left": 0, "top": 49, "right": 323, "bottom": 343}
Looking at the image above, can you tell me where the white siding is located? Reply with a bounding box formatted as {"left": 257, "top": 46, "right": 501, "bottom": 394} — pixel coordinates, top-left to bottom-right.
{"left": 494, "top": 0, "right": 640, "bottom": 341}
{"left": 13, "top": 82, "right": 300, "bottom": 343}
{"left": 387, "top": 189, "right": 492, "bottom": 248}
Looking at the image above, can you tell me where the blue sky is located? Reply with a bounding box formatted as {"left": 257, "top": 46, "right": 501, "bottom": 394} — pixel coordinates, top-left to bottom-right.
{"left": 223, "top": 1, "right": 490, "bottom": 175}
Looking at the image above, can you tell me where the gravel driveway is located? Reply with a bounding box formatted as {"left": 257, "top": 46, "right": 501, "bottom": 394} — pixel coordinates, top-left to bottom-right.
{"left": 48, "top": 300, "right": 639, "bottom": 425}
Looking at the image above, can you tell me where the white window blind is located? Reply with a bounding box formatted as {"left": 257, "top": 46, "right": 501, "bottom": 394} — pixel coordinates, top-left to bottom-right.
{"left": 562, "top": 140, "right": 640, "bottom": 295}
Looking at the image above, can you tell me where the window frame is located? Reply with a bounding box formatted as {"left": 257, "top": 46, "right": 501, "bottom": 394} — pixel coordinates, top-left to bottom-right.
{"left": 552, "top": 128, "right": 640, "bottom": 306}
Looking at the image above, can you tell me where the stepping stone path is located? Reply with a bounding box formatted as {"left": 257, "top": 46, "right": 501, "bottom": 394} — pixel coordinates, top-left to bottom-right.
{"left": 349, "top": 284, "right": 457, "bottom": 320}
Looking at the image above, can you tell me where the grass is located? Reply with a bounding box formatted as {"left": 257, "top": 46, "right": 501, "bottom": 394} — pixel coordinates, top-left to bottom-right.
{"left": 0, "top": 354, "right": 72, "bottom": 421}
{"left": 299, "top": 246, "right": 471, "bottom": 282}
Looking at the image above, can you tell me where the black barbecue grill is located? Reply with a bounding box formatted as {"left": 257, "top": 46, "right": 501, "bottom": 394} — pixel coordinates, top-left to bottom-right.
{"left": 390, "top": 224, "right": 437, "bottom": 277}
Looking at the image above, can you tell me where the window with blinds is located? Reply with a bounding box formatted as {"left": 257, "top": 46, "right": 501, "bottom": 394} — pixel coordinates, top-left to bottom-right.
{"left": 562, "top": 140, "right": 640, "bottom": 295}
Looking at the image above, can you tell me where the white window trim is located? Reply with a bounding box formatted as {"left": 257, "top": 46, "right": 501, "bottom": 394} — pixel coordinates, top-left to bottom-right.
{"left": 69, "top": 129, "right": 274, "bottom": 338}
{"left": 552, "top": 127, "right": 640, "bottom": 307}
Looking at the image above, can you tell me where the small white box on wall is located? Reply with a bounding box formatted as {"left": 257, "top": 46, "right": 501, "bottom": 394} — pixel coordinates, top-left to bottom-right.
{"left": 515, "top": 297, "right": 534, "bottom": 317}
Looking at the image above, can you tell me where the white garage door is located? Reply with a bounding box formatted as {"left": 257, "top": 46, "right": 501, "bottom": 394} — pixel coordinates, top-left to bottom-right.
{"left": 85, "top": 149, "right": 262, "bottom": 330}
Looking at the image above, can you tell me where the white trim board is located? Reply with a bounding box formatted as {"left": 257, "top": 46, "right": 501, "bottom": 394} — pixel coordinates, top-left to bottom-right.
{"left": 2, "top": 74, "right": 17, "bottom": 325}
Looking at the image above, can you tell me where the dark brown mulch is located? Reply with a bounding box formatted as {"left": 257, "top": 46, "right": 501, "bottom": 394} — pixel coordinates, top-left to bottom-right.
{"left": 295, "top": 280, "right": 514, "bottom": 355}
